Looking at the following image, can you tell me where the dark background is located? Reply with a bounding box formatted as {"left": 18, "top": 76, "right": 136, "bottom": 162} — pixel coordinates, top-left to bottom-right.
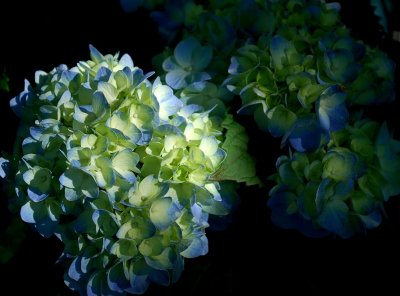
{"left": 1, "top": 1, "right": 400, "bottom": 295}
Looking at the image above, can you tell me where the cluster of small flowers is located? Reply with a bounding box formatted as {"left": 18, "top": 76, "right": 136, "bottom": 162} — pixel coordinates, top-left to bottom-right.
{"left": 1, "top": 46, "right": 237, "bottom": 294}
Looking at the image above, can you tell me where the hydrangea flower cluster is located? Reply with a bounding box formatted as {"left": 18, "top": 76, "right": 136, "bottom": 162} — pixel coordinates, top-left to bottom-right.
{"left": 0, "top": 46, "right": 254, "bottom": 294}
{"left": 133, "top": 0, "right": 398, "bottom": 237}
{"left": 268, "top": 119, "right": 400, "bottom": 238}
{"left": 224, "top": 5, "right": 394, "bottom": 152}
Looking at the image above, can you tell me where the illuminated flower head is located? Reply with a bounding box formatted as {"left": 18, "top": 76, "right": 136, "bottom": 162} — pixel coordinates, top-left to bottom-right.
{"left": 1, "top": 46, "right": 235, "bottom": 295}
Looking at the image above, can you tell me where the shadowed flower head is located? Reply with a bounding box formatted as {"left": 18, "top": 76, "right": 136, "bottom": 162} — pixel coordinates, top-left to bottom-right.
{"left": 162, "top": 37, "right": 213, "bottom": 89}
{"left": 268, "top": 119, "right": 400, "bottom": 238}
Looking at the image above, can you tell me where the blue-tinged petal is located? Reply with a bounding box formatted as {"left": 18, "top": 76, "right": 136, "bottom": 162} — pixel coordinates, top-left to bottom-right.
{"left": 92, "top": 91, "right": 110, "bottom": 118}
{"left": 162, "top": 57, "right": 180, "bottom": 71}
{"left": 81, "top": 174, "right": 99, "bottom": 199}
{"left": 270, "top": 35, "right": 292, "bottom": 70}
{"left": 27, "top": 187, "right": 49, "bottom": 202}
{"left": 60, "top": 167, "right": 99, "bottom": 198}
{"left": 195, "top": 188, "right": 227, "bottom": 216}
{"left": 165, "top": 69, "right": 188, "bottom": 90}
{"left": 131, "top": 68, "right": 149, "bottom": 88}
{"left": 94, "top": 67, "right": 112, "bottom": 82}
{"left": 153, "top": 84, "right": 183, "bottom": 120}
{"left": 267, "top": 105, "right": 297, "bottom": 137}
{"left": 64, "top": 272, "right": 83, "bottom": 294}
{"left": 39, "top": 105, "right": 59, "bottom": 120}
{"left": 57, "top": 90, "right": 72, "bottom": 107}
{"left": 125, "top": 259, "right": 151, "bottom": 294}
{"left": 97, "top": 81, "right": 118, "bottom": 105}
{"left": 64, "top": 187, "right": 80, "bottom": 201}
{"left": 284, "top": 116, "right": 325, "bottom": 152}
{"left": 94, "top": 157, "right": 116, "bottom": 188}
{"left": 92, "top": 210, "right": 119, "bottom": 236}
{"left": 332, "top": 179, "right": 354, "bottom": 200}
{"left": 228, "top": 54, "right": 257, "bottom": 75}
{"left": 322, "top": 50, "right": 359, "bottom": 83}
{"left": 316, "top": 85, "right": 348, "bottom": 132}
{"left": 191, "top": 203, "right": 206, "bottom": 224}
{"left": 179, "top": 104, "right": 203, "bottom": 118}
{"left": 126, "top": 274, "right": 150, "bottom": 295}
{"left": 180, "top": 235, "right": 208, "bottom": 258}
{"left": 80, "top": 247, "right": 97, "bottom": 274}
{"left": 174, "top": 37, "right": 200, "bottom": 68}
{"left": 89, "top": 45, "right": 105, "bottom": 63}
{"left": 67, "top": 147, "right": 91, "bottom": 167}
{"left": 0, "top": 157, "right": 10, "bottom": 178}
{"left": 73, "top": 105, "right": 94, "bottom": 124}
{"left": 187, "top": 71, "right": 212, "bottom": 84}
{"left": 68, "top": 256, "right": 84, "bottom": 282}
{"left": 316, "top": 199, "right": 349, "bottom": 237}
{"left": 107, "top": 262, "right": 130, "bottom": 293}
{"left": 108, "top": 111, "right": 142, "bottom": 143}
{"left": 47, "top": 200, "right": 61, "bottom": 222}
{"left": 119, "top": 53, "right": 134, "bottom": 68}
{"left": 20, "top": 201, "right": 39, "bottom": 223}
{"left": 86, "top": 271, "right": 104, "bottom": 296}
{"left": 358, "top": 210, "right": 382, "bottom": 229}
{"left": 10, "top": 85, "right": 31, "bottom": 117}
{"left": 29, "top": 126, "right": 44, "bottom": 141}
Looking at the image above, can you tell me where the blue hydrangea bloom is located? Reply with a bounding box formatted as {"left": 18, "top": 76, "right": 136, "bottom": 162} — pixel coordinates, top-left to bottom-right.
{"left": 162, "top": 37, "right": 213, "bottom": 89}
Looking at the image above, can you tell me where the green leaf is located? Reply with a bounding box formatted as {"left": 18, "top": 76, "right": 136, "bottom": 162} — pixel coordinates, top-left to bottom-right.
{"left": 213, "top": 115, "right": 260, "bottom": 186}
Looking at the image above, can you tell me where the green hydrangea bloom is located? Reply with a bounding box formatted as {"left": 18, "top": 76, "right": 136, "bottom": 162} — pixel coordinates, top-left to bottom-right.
{"left": 0, "top": 46, "right": 247, "bottom": 295}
